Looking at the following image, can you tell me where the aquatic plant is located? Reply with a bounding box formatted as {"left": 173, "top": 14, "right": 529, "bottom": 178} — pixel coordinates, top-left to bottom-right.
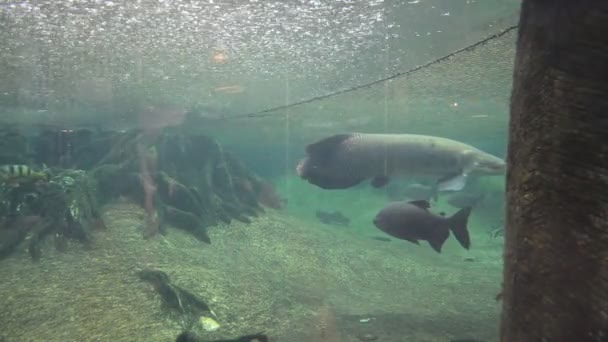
{"left": 0, "top": 169, "right": 104, "bottom": 261}
{"left": 0, "top": 125, "right": 279, "bottom": 260}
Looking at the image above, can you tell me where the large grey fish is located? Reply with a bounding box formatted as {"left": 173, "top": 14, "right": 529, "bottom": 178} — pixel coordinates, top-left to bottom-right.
{"left": 296, "top": 133, "right": 505, "bottom": 191}
{"left": 372, "top": 200, "right": 472, "bottom": 253}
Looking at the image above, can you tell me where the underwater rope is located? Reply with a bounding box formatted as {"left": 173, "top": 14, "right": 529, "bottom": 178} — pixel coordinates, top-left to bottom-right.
{"left": 219, "top": 24, "right": 519, "bottom": 121}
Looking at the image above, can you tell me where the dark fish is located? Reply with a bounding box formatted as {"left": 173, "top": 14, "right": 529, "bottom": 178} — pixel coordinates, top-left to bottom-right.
{"left": 373, "top": 200, "right": 472, "bottom": 253}
{"left": 446, "top": 192, "right": 484, "bottom": 208}
{"left": 176, "top": 331, "right": 268, "bottom": 342}
{"left": 316, "top": 210, "right": 350, "bottom": 226}
{"left": 402, "top": 183, "right": 438, "bottom": 201}
{"left": 296, "top": 133, "right": 505, "bottom": 191}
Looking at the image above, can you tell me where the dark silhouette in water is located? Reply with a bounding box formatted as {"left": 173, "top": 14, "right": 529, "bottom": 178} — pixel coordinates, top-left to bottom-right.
{"left": 373, "top": 200, "right": 472, "bottom": 253}
{"left": 176, "top": 331, "right": 268, "bottom": 342}
{"left": 315, "top": 210, "right": 350, "bottom": 226}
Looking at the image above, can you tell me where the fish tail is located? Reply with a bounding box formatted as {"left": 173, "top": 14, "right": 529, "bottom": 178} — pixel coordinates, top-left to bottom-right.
{"left": 448, "top": 206, "right": 472, "bottom": 249}
{"left": 428, "top": 229, "right": 450, "bottom": 253}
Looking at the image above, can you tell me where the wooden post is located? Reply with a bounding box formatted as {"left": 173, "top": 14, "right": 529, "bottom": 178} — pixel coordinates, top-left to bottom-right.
{"left": 502, "top": 1, "right": 608, "bottom": 341}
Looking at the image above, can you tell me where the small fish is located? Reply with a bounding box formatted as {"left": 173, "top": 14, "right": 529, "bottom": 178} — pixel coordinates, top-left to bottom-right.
{"left": 373, "top": 200, "right": 472, "bottom": 253}
{"left": 176, "top": 331, "right": 268, "bottom": 342}
{"left": 446, "top": 192, "right": 485, "bottom": 208}
{"left": 316, "top": 210, "right": 350, "bottom": 226}
{"left": 296, "top": 133, "right": 505, "bottom": 191}
{"left": 0, "top": 164, "right": 49, "bottom": 184}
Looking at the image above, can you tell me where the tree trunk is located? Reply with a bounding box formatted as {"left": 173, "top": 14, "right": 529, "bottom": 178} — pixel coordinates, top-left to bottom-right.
{"left": 502, "top": 1, "right": 608, "bottom": 341}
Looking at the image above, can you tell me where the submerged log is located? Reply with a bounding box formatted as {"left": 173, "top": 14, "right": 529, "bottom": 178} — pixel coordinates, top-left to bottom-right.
{"left": 0, "top": 169, "right": 104, "bottom": 261}
{"left": 87, "top": 128, "right": 274, "bottom": 241}
{"left": 0, "top": 124, "right": 279, "bottom": 259}
{"left": 137, "top": 269, "right": 214, "bottom": 330}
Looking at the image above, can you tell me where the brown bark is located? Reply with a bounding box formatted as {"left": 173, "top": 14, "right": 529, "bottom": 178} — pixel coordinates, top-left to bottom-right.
{"left": 502, "top": 1, "right": 608, "bottom": 341}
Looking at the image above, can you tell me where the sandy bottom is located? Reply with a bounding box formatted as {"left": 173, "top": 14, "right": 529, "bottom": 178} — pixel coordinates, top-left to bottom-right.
{"left": 0, "top": 200, "right": 504, "bottom": 342}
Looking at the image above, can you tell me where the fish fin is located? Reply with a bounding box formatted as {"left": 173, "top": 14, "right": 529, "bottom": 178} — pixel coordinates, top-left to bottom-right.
{"left": 427, "top": 237, "right": 444, "bottom": 253}
{"left": 428, "top": 228, "right": 450, "bottom": 253}
{"left": 371, "top": 175, "right": 390, "bottom": 188}
{"left": 404, "top": 237, "right": 420, "bottom": 245}
{"left": 408, "top": 200, "right": 431, "bottom": 210}
{"left": 437, "top": 173, "right": 468, "bottom": 191}
{"left": 448, "top": 206, "right": 473, "bottom": 249}
{"left": 305, "top": 134, "right": 352, "bottom": 162}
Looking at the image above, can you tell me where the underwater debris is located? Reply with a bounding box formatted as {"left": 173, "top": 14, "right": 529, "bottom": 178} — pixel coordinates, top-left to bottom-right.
{"left": 175, "top": 331, "right": 269, "bottom": 342}
{"left": 357, "top": 333, "right": 378, "bottom": 341}
{"left": 316, "top": 210, "right": 350, "bottom": 226}
{"left": 0, "top": 168, "right": 103, "bottom": 261}
{"left": 91, "top": 129, "right": 269, "bottom": 240}
{"left": 0, "top": 126, "right": 277, "bottom": 259}
{"left": 199, "top": 316, "right": 220, "bottom": 332}
{"left": 0, "top": 216, "right": 36, "bottom": 259}
{"left": 136, "top": 269, "right": 215, "bottom": 330}
{"left": 254, "top": 180, "right": 286, "bottom": 210}
{"left": 164, "top": 206, "right": 210, "bottom": 243}
{"left": 313, "top": 302, "right": 342, "bottom": 342}
{"left": 490, "top": 226, "right": 504, "bottom": 238}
